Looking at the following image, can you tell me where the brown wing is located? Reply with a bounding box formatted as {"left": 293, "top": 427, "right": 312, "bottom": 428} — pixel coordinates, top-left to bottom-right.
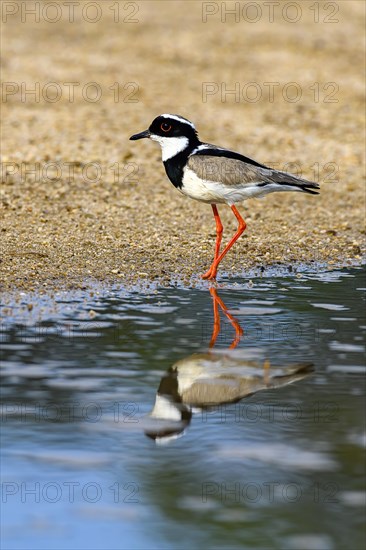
{"left": 187, "top": 155, "right": 264, "bottom": 187}
{"left": 187, "top": 154, "right": 320, "bottom": 194}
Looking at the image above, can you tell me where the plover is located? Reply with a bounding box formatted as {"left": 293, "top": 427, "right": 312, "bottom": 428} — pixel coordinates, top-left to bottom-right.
{"left": 130, "top": 114, "right": 319, "bottom": 280}
{"left": 145, "top": 352, "right": 313, "bottom": 441}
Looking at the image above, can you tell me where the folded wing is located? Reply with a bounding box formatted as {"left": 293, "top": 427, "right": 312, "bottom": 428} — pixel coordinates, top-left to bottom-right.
{"left": 188, "top": 149, "right": 320, "bottom": 195}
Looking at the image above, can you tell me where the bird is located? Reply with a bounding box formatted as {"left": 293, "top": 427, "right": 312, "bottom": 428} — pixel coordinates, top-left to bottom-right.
{"left": 130, "top": 114, "right": 319, "bottom": 280}
{"left": 142, "top": 286, "right": 314, "bottom": 441}
{"left": 145, "top": 352, "right": 313, "bottom": 441}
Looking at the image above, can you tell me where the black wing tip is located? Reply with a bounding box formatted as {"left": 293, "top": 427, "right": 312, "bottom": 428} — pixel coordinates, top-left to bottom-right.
{"left": 303, "top": 187, "right": 320, "bottom": 195}
{"left": 302, "top": 183, "right": 320, "bottom": 195}
{"left": 295, "top": 362, "right": 315, "bottom": 373}
{"left": 272, "top": 181, "right": 320, "bottom": 194}
{"left": 280, "top": 179, "right": 320, "bottom": 195}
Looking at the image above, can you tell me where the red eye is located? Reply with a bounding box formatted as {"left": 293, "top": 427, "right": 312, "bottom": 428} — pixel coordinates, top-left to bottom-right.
{"left": 161, "top": 122, "right": 171, "bottom": 132}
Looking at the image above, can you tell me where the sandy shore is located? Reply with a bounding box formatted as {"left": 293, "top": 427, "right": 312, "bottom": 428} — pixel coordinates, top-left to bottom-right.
{"left": 1, "top": 1, "right": 365, "bottom": 291}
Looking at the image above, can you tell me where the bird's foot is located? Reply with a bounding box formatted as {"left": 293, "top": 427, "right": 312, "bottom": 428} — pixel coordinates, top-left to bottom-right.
{"left": 201, "top": 266, "right": 218, "bottom": 280}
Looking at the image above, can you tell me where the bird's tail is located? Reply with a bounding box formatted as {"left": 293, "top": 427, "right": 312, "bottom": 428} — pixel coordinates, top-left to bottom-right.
{"left": 294, "top": 180, "right": 320, "bottom": 195}
{"left": 296, "top": 179, "right": 320, "bottom": 195}
{"left": 271, "top": 170, "right": 320, "bottom": 195}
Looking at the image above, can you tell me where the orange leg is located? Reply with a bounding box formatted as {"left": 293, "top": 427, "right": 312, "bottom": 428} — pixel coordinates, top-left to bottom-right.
{"left": 263, "top": 358, "right": 271, "bottom": 386}
{"left": 209, "top": 288, "right": 220, "bottom": 348}
{"left": 203, "top": 205, "right": 246, "bottom": 281}
{"left": 202, "top": 204, "right": 223, "bottom": 280}
{"left": 209, "top": 287, "right": 244, "bottom": 349}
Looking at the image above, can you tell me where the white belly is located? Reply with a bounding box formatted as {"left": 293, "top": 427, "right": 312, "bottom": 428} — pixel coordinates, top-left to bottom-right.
{"left": 180, "top": 167, "right": 269, "bottom": 205}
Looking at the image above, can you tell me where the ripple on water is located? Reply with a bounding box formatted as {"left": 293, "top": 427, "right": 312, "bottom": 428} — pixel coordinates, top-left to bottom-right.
{"left": 328, "top": 342, "right": 365, "bottom": 353}
{"left": 327, "top": 365, "right": 366, "bottom": 374}
{"left": 283, "top": 534, "right": 333, "bottom": 550}
{"left": 339, "top": 491, "right": 366, "bottom": 507}
{"left": 229, "top": 307, "right": 282, "bottom": 315}
{"left": 216, "top": 443, "right": 338, "bottom": 471}
{"left": 311, "top": 303, "right": 349, "bottom": 311}
{"left": 10, "top": 449, "right": 112, "bottom": 467}
{"left": 46, "top": 378, "right": 104, "bottom": 391}
{"left": 0, "top": 267, "right": 365, "bottom": 550}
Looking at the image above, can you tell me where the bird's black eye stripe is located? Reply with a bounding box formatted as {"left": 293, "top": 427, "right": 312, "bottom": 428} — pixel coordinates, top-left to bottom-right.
{"left": 161, "top": 122, "right": 172, "bottom": 132}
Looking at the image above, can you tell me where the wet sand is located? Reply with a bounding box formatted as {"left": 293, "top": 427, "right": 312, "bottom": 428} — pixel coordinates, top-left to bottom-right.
{"left": 1, "top": 1, "right": 365, "bottom": 291}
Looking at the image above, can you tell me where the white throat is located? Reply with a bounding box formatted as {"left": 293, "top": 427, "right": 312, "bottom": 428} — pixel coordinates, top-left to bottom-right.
{"left": 150, "top": 135, "right": 189, "bottom": 162}
{"left": 149, "top": 394, "right": 182, "bottom": 421}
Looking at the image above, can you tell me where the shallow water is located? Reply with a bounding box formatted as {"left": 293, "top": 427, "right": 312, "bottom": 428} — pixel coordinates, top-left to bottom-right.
{"left": 1, "top": 267, "right": 365, "bottom": 550}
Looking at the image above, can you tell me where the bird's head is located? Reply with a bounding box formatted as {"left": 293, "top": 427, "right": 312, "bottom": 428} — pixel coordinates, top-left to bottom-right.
{"left": 130, "top": 114, "right": 200, "bottom": 161}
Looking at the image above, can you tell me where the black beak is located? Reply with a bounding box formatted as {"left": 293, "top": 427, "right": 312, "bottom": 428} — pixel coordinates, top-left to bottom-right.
{"left": 129, "top": 129, "right": 150, "bottom": 140}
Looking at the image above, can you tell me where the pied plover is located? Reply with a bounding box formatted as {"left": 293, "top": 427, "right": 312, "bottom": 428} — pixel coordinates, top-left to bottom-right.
{"left": 145, "top": 351, "right": 313, "bottom": 441}
{"left": 130, "top": 114, "right": 319, "bottom": 280}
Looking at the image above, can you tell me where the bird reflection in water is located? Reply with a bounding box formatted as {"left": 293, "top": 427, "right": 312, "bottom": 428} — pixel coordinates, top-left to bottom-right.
{"left": 208, "top": 288, "right": 243, "bottom": 349}
{"left": 144, "top": 288, "right": 313, "bottom": 442}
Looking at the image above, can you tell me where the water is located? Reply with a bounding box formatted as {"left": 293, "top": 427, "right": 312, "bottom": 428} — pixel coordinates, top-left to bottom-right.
{"left": 1, "top": 267, "right": 365, "bottom": 550}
